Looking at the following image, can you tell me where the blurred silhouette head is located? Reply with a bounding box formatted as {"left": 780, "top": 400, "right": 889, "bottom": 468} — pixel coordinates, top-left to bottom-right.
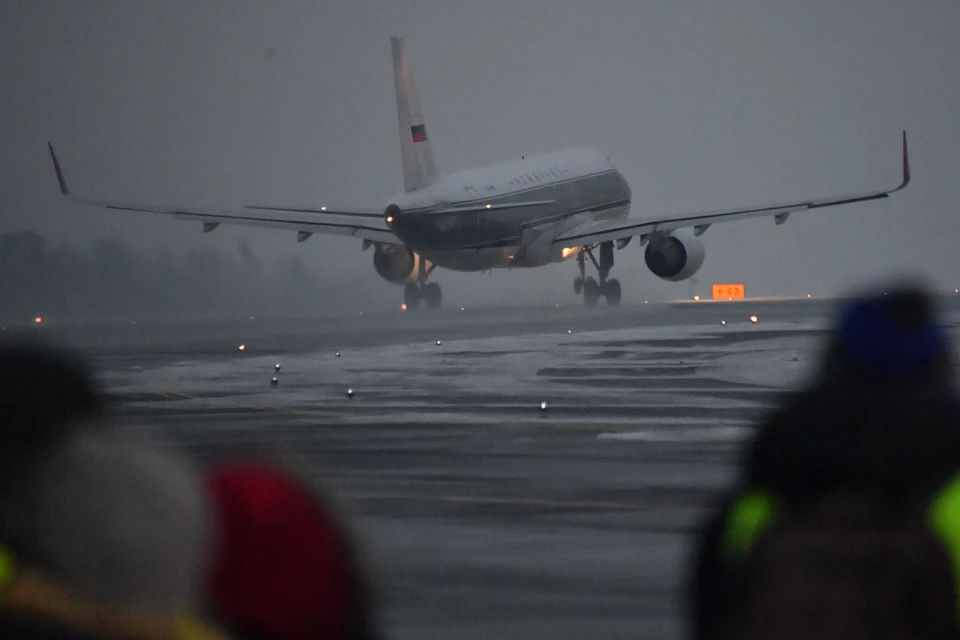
{"left": 205, "top": 462, "right": 375, "bottom": 640}
{"left": 0, "top": 343, "right": 103, "bottom": 480}
{"left": 0, "top": 343, "right": 212, "bottom": 616}
{"left": 820, "top": 285, "right": 953, "bottom": 393}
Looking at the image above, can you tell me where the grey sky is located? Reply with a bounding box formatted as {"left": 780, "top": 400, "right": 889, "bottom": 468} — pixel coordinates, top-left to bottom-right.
{"left": 2, "top": 0, "right": 959, "bottom": 309}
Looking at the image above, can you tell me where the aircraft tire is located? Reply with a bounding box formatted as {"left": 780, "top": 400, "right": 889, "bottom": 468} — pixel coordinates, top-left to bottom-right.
{"left": 584, "top": 277, "right": 601, "bottom": 307}
{"left": 423, "top": 282, "right": 442, "bottom": 309}
{"left": 604, "top": 279, "right": 622, "bottom": 306}
{"left": 404, "top": 282, "right": 422, "bottom": 310}
{"left": 573, "top": 276, "right": 584, "bottom": 295}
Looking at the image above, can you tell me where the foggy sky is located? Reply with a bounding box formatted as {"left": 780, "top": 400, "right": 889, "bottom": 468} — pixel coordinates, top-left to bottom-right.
{"left": 2, "top": 1, "right": 959, "bottom": 313}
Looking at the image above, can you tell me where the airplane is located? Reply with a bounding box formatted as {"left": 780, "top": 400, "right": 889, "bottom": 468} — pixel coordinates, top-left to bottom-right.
{"left": 48, "top": 37, "right": 910, "bottom": 310}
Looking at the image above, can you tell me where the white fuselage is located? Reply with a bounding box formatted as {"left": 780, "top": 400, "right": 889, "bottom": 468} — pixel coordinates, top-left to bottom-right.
{"left": 384, "top": 148, "right": 631, "bottom": 271}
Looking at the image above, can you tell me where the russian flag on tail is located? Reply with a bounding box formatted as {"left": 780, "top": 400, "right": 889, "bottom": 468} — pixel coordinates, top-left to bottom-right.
{"left": 411, "top": 124, "right": 427, "bottom": 143}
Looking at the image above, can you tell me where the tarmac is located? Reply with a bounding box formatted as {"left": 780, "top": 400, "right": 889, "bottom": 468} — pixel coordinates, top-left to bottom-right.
{"left": 9, "top": 295, "right": 960, "bottom": 639}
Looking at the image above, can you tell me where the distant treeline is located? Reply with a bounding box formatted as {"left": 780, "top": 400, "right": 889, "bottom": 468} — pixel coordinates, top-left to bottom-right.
{"left": 0, "top": 230, "right": 357, "bottom": 321}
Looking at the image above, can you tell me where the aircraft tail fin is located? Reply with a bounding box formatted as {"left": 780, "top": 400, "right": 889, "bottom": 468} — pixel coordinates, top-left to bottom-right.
{"left": 392, "top": 37, "right": 438, "bottom": 192}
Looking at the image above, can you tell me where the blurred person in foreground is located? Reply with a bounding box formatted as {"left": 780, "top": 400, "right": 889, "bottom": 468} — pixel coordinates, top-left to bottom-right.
{"left": 690, "top": 285, "right": 960, "bottom": 640}
{"left": 204, "top": 461, "right": 382, "bottom": 640}
{"left": 0, "top": 343, "right": 222, "bottom": 639}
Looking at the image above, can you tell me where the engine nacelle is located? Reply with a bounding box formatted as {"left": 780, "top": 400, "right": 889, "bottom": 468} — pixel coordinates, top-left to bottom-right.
{"left": 644, "top": 228, "right": 706, "bottom": 282}
{"left": 373, "top": 244, "right": 420, "bottom": 284}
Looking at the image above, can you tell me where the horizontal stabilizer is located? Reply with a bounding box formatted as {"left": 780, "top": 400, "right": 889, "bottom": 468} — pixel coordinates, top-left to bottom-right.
{"left": 246, "top": 204, "right": 382, "bottom": 218}
{"left": 430, "top": 200, "right": 554, "bottom": 215}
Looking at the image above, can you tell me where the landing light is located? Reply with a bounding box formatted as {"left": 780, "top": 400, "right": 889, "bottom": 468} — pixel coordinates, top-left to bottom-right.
{"left": 386, "top": 215, "right": 394, "bottom": 223}
{"left": 694, "top": 295, "right": 700, "bottom": 301}
{"left": 561, "top": 247, "right": 576, "bottom": 259}
{"left": 401, "top": 303, "right": 408, "bottom": 311}
{"left": 320, "top": 206, "right": 327, "bottom": 211}
{"left": 955, "top": 289, "right": 959, "bottom": 294}
{"left": 749, "top": 315, "right": 759, "bottom": 323}
{"left": 238, "top": 344, "right": 246, "bottom": 351}
{"left": 34, "top": 317, "right": 42, "bottom": 324}
{"left": 485, "top": 204, "right": 491, "bottom": 209}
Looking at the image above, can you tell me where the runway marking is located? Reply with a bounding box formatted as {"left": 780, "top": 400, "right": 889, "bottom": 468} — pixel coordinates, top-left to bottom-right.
{"left": 340, "top": 491, "right": 651, "bottom": 511}
{"left": 149, "top": 390, "right": 716, "bottom": 433}
{"left": 157, "top": 390, "right": 343, "bottom": 418}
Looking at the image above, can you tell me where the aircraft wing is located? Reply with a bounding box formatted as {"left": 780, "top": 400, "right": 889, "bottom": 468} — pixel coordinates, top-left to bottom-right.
{"left": 435, "top": 200, "right": 555, "bottom": 214}
{"left": 553, "top": 131, "right": 910, "bottom": 247}
{"left": 48, "top": 144, "right": 399, "bottom": 245}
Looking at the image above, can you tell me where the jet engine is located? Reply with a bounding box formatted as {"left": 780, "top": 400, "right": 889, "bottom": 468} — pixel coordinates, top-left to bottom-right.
{"left": 644, "top": 228, "right": 706, "bottom": 282}
{"left": 373, "top": 243, "right": 420, "bottom": 284}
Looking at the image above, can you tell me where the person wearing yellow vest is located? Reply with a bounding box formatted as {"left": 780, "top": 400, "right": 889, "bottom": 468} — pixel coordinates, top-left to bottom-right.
{"left": 689, "top": 285, "right": 960, "bottom": 640}
{"left": 0, "top": 345, "right": 225, "bottom": 639}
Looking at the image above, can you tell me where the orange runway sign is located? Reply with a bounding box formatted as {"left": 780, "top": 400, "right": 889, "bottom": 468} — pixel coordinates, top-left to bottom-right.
{"left": 712, "top": 284, "right": 745, "bottom": 300}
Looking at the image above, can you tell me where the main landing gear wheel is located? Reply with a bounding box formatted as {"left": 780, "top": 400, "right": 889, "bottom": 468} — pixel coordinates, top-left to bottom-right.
{"left": 423, "top": 282, "right": 442, "bottom": 309}
{"left": 576, "top": 241, "right": 622, "bottom": 308}
{"left": 404, "top": 281, "right": 443, "bottom": 310}
{"left": 583, "top": 277, "right": 601, "bottom": 307}
{"left": 404, "top": 283, "right": 422, "bottom": 310}
{"left": 604, "top": 279, "right": 622, "bottom": 306}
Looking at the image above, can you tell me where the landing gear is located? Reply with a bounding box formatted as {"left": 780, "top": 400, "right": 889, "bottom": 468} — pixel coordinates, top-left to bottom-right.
{"left": 604, "top": 279, "right": 621, "bottom": 306}
{"left": 422, "top": 282, "right": 442, "bottom": 309}
{"left": 404, "top": 282, "right": 422, "bottom": 310}
{"left": 583, "top": 277, "right": 601, "bottom": 307}
{"left": 404, "top": 263, "right": 442, "bottom": 310}
{"left": 574, "top": 241, "right": 622, "bottom": 307}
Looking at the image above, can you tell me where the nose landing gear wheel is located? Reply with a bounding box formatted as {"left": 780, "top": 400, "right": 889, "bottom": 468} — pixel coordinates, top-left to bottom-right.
{"left": 423, "top": 282, "right": 443, "bottom": 309}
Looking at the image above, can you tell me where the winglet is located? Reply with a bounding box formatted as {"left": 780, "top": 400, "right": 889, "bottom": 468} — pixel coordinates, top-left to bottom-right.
{"left": 47, "top": 143, "right": 71, "bottom": 197}
{"left": 894, "top": 129, "right": 910, "bottom": 192}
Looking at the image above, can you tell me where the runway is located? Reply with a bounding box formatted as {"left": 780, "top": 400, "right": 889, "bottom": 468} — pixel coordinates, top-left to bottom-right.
{"left": 14, "top": 296, "right": 960, "bottom": 639}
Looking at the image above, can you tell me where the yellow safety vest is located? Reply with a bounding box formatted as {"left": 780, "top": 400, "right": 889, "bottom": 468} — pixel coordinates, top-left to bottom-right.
{"left": 0, "top": 543, "right": 224, "bottom": 640}
{"left": 720, "top": 475, "right": 960, "bottom": 621}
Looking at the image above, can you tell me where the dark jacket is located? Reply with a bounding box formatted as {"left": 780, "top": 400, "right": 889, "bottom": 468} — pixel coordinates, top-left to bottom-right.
{"left": 690, "top": 380, "right": 960, "bottom": 639}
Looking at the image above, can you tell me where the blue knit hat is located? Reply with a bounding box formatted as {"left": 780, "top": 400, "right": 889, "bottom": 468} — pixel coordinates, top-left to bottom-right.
{"left": 835, "top": 288, "right": 949, "bottom": 381}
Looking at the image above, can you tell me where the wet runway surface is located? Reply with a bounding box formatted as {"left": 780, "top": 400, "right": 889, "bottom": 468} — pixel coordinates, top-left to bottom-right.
{"left": 13, "top": 296, "right": 960, "bottom": 639}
